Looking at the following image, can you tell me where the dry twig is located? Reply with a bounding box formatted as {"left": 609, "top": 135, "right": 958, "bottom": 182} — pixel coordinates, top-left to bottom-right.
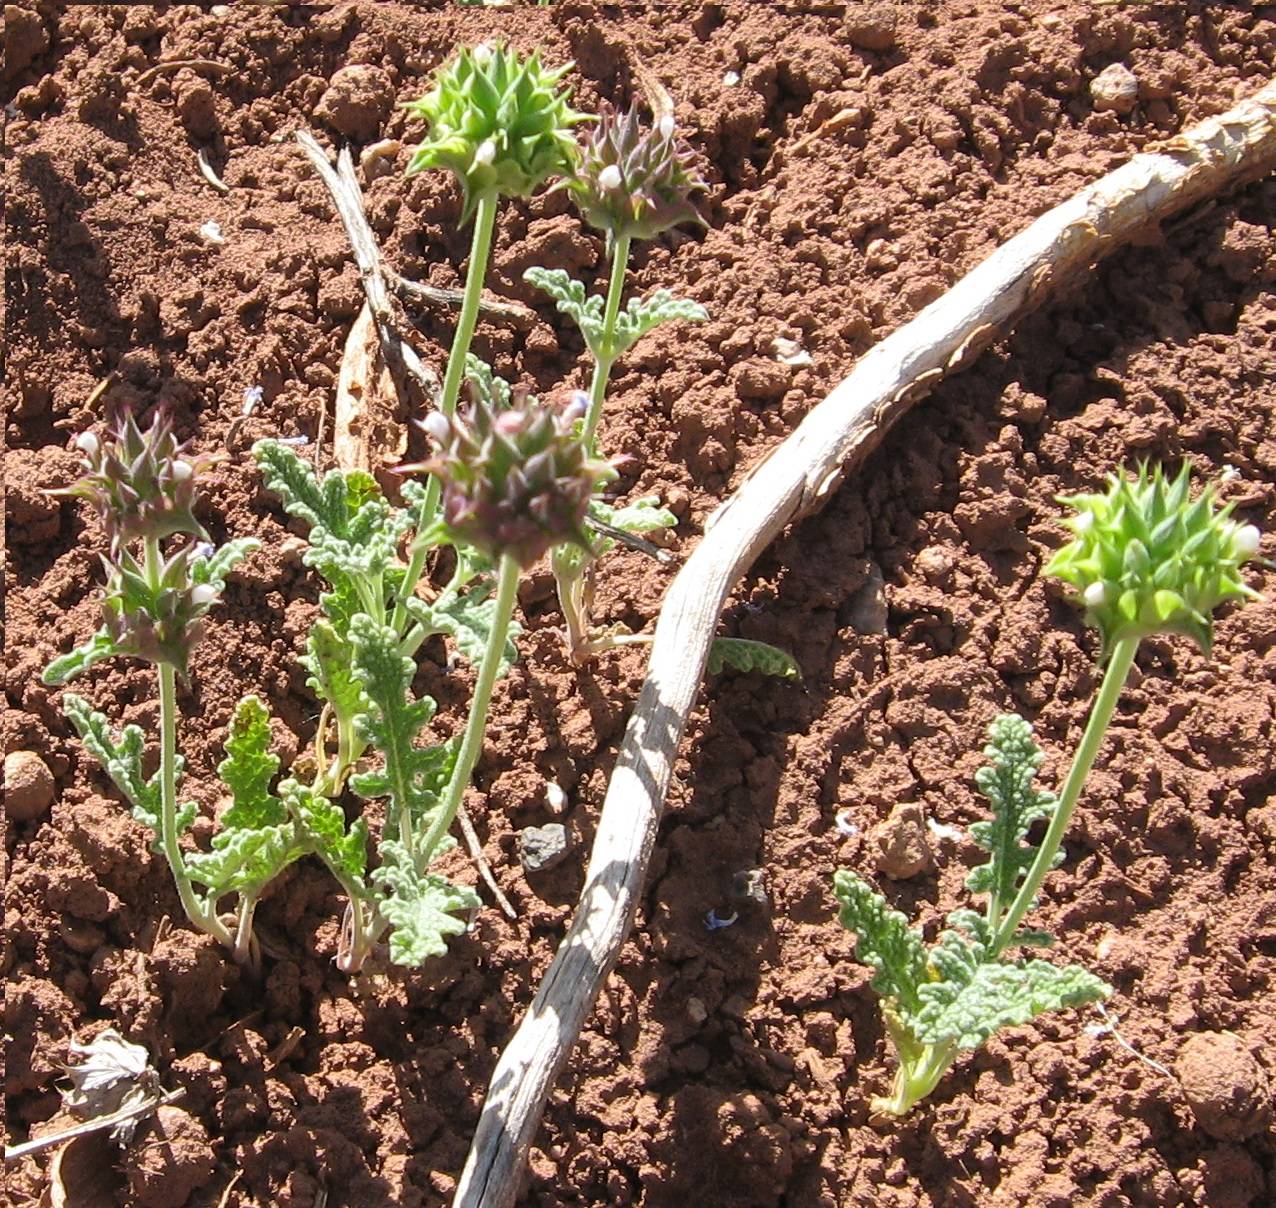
{"left": 455, "top": 80, "right": 1276, "bottom": 1208}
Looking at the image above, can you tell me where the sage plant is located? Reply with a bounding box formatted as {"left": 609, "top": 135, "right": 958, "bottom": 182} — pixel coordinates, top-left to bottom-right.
{"left": 525, "top": 102, "right": 709, "bottom": 661}
{"left": 834, "top": 464, "right": 1263, "bottom": 1115}
{"left": 43, "top": 413, "right": 268, "bottom": 962}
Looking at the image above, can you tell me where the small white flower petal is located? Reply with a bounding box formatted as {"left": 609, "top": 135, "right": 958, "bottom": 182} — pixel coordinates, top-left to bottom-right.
{"left": 191, "top": 585, "right": 218, "bottom": 606}
{"left": 598, "top": 163, "right": 622, "bottom": 191}
{"left": 474, "top": 139, "right": 497, "bottom": 166}
{"left": 75, "top": 432, "right": 100, "bottom": 458}
{"left": 1234, "top": 524, "right": 1261, "bottom": 557}
{"left": 1084, "top": 581, "right": 1108, "bottom": 608}
{"left": 171, "top": 460, "right": 193, "bottom": 482}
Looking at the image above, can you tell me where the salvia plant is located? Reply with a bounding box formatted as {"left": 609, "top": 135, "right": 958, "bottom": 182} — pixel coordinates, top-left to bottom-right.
{"left": 526, "top": 101, "right": 710, "bottom": 661}
{"left": 43, "top": 412, "right": 263, "bottom": 961}
{"left": 834, "top": 464, "right": 1263, "bottom": 1116}
{"left": 46, "top": 43, "right": 795, "bottom": 974}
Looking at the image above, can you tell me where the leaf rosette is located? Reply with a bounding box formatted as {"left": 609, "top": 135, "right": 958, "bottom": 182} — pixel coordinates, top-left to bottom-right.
{"left": 1046, "top": 463, "right": 1262, "bottom": 655}
{"left": 566, "top": 102, "right": 706, "bottom": 244}
{"left": 57, "top": 410, "right": 218, "bottom": 554}
{"left": 405, "top": 41, "right": 586, "bottom": 222}
{"left": 411, "top": 387, "right": 611, "bottom": 568}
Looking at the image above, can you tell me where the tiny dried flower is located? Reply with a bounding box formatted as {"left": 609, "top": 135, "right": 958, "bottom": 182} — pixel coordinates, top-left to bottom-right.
{"left": 567, "top": 102, "right": 706, "bottom": 243}
{"left": 411, "top": 387, "right": 610, "bottom": 568}
{"left": 405, "top": 42, "right": 587, "bottom": 223}
{"left": 58, "top": 410, "right": 218, "bottom": 553}
{"left": 1046, "top": 463, "right": 1263, "bottom": 656}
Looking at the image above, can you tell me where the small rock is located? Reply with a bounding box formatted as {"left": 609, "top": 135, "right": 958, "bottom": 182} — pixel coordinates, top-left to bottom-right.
{"left": 174, "top": 71, "right": 218, "bottom": 140}
{"left": 1176, "top": 1032, "right": 1272, "bottom": 1141}
{"left": 686, "top": 996, "right": 708, "bottom": 1025}
{"left": 869, "top": 802, "right": 933, "bottom": 880}
{"left": 315, "top": 64, "right": 394, "bottom": 142}
{"left": 771, "top": 336, "right": 812, "bottom": 368}
{"left": 914, "top": 545, "right": 956, "bottom": 585}
{"left": 6, "top": 750, "right": 55, "bottom": 820}
{"left": 360, "top": 137, "right": 402, "bottom": 182}
{"left": 846, "top": 563, "right": 888, "bottom": 634}
{"left": 731, "top": 358, "right": 790, "bottom": 404}
{"left": 845, "top": 4, "right": 899, "bottom": 52}
{"left": 1091, "top": 63, "right": 1139, "bottom": 116}
{"left": 519, "top": 823, "right": 570, "bottom": 873}
{"left": 731, "top": 868, "right": 768, "bottom": 908}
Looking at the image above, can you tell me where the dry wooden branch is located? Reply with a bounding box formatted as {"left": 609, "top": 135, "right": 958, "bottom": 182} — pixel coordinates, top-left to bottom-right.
{"left": 455, "top": 81, "right": 1276, "bottom": 1208}
{"left": 3, "top": 1089, "right": 186, "bottom": 1163}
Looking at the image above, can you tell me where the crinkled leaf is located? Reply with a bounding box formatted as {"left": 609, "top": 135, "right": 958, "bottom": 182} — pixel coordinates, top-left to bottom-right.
{"left": 708, "top": 637, "right": 801, "bottom": 682}
{"left": 524, "top": 267, "right": 605, "bottom": 357}
{"left": 404, "top": 590, "right": 522, "bottom": 677}
{"left": 62, "top": 694, "right": 195, "bottom": 847}
{"left": 184, "top": 696, "right": 295, "bottom": 897}
{"left": 281, "top": 778, "right": 370, "bottom": 894}
{"left": 301, "top": 619, "right": 369, "bottom": 735}
{"left": 184, "top": 822, "right": 297, "bottom": 898}
{"left": 217, "top": 696, "right": 285, "bottom": 829}
{"left": 915, "top": 927, "right": 1110, "bottom": 1049}
{"left": 254, "top": 439, "right": 353, "bottom": 535}
{"left": 190, "top": 537, "right": 261, "bottom": 591}
{"left": 833, "top": 870, "right": 928, "bottom": 1016}
{"left": 465, "top": 354, "right": 513, "bottom": 409}
{"left": 611, "top": 290, "right": 708, "bottom": 359}
{"left": 589, "top": 496, "right": 676, "bottom": 536}
{"left": 348, "top": 615, "right": 454, "bottom": 844}
{"left": 374, "top": 840, "right": 480, "bottom": 966}
{"left": 965, "top": 714, "right": 1060, "bottom": 909}
{"left": 43, "top": 629, "right": 120, "bottom": 686}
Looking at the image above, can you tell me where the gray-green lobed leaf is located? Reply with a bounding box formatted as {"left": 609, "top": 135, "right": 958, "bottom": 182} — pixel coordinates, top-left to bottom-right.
{"left": 707, "top": 637, "right": 802, "bottom": 682}
{"left": 373, "top": 839, "right": 481, "bottom": 966}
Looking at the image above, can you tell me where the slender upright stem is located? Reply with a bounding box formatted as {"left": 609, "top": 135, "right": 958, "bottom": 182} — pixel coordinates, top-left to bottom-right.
{"left": 393, "top": 191, "right": 501, "bottom": 632}
{"left": 418, "top": 553, "right": 520, "bottom": 866}
{"left": 582, "top": 233, "right": 631, "bottom": 454}
{"left": 144, "top": 537, "right": 233, "bottom": 948}
{"left": 992, "top": 635, "right": 1140, "bottom": 953}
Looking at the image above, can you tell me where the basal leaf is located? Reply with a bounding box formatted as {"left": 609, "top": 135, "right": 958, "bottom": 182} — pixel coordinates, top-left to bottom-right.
{"left": 465, "top": 354, "right": 512, "bottom": 409}
{"left": 190, "top": 537, "right": 261, "bottom": 591}
{"left": 589, "top": 496, "right": 676, "bottom": 536}
{"left": 253, "top": 439, "right": 351, "bottom": 535}
{"left": 707, "top": 637, "right": 802, "bottom": 682}
{"left": 216, "top": 696, "right": 285, "bottom": 830}
{"left": 348, "top": 616, "right": 455, "bottom": 845}
{"left": 833, "top": 870, "right": 928, "bottom": 1016}
{"left": 281, "top": 778, "right": 370, "bottom": 894}
{"left": 374, "top": 839, "right": 480, "bottom": 966}
{"left": 524, "top": 266, "right": 605, "bottom": 357}
{"left": 915, "top": 933, "right": 1110, "bottom": 1049}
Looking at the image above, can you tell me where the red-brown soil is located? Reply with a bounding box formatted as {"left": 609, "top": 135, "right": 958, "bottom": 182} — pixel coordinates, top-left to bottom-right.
{"left": 5, "top": 3, "right": 1276, "bottom": 1206}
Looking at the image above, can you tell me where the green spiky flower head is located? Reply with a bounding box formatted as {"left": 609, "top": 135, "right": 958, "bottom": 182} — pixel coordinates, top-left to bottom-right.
{"left": 59, "top": 411, "right": 217, "bottom": 554}
{"left": 567, "top": 102, "right": 707, "bottom": 244}
{"left": 414, "top": 388, "right": 610, "bottom": 568}
{"left": 405, "top": 41, "right": 586, "bottom": 223}
{"left": 1045, "top": 464, "right": 1262, "bottom": 656}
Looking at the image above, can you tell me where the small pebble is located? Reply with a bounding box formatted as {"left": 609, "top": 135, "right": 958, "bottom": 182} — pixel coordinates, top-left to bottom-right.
{"left": 1091, "top": 63, "right": 1139, "bottom": 115}
{"left": 1176, "top": 1032, "right": 1272, "bottom": 1141}
{"left": 518, "top": 823, "right": 569, "bottom": 874}
{"left": 869, "top": 802, "right": 934, "bottom": 880}
{"left": 6, "top": 750, "right": 55, "bottom": 820}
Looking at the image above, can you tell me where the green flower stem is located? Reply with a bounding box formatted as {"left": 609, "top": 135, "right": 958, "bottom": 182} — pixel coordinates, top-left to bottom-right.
{"left": 582, "top": 232, "right": 632, "bottom": 454}
{"left": 145, "top": 537, "right": 233, "bottom": 948}
{"left": 393, "top": 190, "right": 501, "bottom": 632}
{"left": 991, "top": 635, "right": 1140, "bottom": 954}
{"left": 417, "top": 553, "right": 520, "bottom": 867}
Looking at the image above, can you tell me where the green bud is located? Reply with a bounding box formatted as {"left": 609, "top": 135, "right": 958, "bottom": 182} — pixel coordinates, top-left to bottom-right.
{"left": 405, "top": 41, "right": 587, "bottom": 223}
{"left": 566, "top": 102, "right": 707, "bottom": 244}
{"left": 1045, "top": 463, "right": 1263, "bottom": 655}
